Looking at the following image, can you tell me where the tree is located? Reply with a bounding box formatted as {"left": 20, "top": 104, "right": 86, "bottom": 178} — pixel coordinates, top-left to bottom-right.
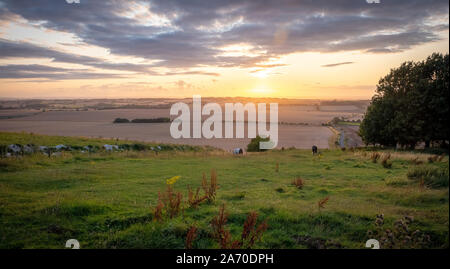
{"left": 360, "top": 53, "right": 449, "bottom": 148}
{"left": 247, "top": 136, "right": 270, "bottom": 152}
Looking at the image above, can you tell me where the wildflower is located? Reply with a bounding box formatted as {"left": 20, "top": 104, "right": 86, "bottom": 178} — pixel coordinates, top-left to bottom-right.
{"left": 166, "top": 176, "right": 181, "bottom": 185}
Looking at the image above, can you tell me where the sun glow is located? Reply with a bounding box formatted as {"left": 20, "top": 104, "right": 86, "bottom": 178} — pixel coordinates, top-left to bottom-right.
{"left": 249, "top": 86, "right": 275, "bottom": 96}
{"left": 250, "top": 69, "right": 270, "bottom": 78}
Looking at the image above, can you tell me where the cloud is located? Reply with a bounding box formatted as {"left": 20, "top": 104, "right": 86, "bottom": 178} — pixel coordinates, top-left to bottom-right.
{"left": 0, "top": 0, "right": 448, "bottom": 74}
{"left": 0, "top": 64, "right": 127, "bottom": 80}
{"left": 174, "top": 80, "right": 193, "bottom": 89}
{"left": 0, "top": 39, "right": 220, "bottom": 79}
{"left": 164, "top": 71, "right": 220, "bottom": 77}
{"left": 322, "top": 62, "right": 354, "bottom": 68}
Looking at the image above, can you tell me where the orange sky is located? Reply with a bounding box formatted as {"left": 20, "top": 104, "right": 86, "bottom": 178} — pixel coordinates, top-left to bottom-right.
{"left": 0, "top": 1, "right": 448, "bottom": 99}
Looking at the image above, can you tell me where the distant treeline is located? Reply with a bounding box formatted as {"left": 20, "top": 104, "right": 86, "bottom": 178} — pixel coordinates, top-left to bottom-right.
{"left": 113, "top": 117, "right": 171, "bottom": 123}
{"left": 90, "top": 104, "right": 173, "bottom": 110}
{"left": 319, "top": 100, "right": 370, "bottom": 107}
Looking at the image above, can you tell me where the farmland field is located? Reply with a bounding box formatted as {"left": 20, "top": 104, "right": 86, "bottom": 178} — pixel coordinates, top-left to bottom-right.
{"left": 0, "top": 132, "right": 448, "bottom": 249}
{"left": 0, "top": 105, "right": 365, "bottom": 150}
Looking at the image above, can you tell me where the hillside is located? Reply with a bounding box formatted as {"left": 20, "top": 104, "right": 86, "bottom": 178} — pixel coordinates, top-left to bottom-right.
{"left": 0, "top": 132, "right": 448, "bottom": 249}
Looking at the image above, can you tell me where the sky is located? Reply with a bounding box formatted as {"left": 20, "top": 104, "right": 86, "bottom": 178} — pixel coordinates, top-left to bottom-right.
{"left": 0, "top": 0, "right": 448, "bottom": 99}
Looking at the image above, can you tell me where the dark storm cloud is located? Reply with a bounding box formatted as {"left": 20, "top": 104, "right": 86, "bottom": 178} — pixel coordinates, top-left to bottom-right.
{"left": 0, "top": 0, "right": 448, "bottom": 79}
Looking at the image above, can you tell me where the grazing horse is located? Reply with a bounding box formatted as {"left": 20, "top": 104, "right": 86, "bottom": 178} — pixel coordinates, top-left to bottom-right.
{"left": 312, "top": 145, "right": 318, "bottom": 155}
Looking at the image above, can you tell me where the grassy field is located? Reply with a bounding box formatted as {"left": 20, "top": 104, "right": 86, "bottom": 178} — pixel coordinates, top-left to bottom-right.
{"left": 0, "top": 132, "right": 448, "bottom": 249}
{"left": 337, "top": 121, "right": 361, "bottom": 126}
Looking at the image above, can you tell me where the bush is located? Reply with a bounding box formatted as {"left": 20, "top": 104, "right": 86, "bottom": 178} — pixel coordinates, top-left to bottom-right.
{"left": 113, "top": 118, "right": 130, "bottom": 123}
{"left": 370, "top": 152, "right": 380, "bottom": 163}
{"left": 410, "top": 157, "right": 424, "bottom": 165}
{"left": 381, "top": 153, "right": 392, "bottom": 169}
{"left": 210, "top": 205, "right": 268, "bottom": 249}
{"left": 119, "top": 144, "right": 131, "bottom": 151}
{"left": 407, "top": 166, "right": 449, "bottom": 188}
{"left": 132, "top": 143, "right": 147, "bottom": 151}
{"left": 131, "top": 118, "right": 170, "bottom": 123}
{"left": 367, "top": 215, "right": 432, "bottom": 249}
{"left": 0, "top": 145, "right": 8, "bottom": 158}
{"left": 155, "top": 185, "right": 183, "bottom": 219}
{"left": 202, "top": 169, "right": 218, "bottom": 203}
{"left": 247, "top": 136, "right": 270, "bottom": 152}
{"left": 292, "top": 177, "right": 305, "bottom": 189}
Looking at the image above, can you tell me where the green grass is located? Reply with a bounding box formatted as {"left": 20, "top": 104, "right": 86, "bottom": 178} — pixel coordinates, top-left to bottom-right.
{"left": 0, "top": 132, "right": 448, "bottom": 249}
{"left": 337, "top": 121, "right": 361, "bottom": 126}
{"left": 407, "top": 165, "right": 449, "bottom": 188}
{"left": 0, "top": 131, "right": 209, "bottom": 151}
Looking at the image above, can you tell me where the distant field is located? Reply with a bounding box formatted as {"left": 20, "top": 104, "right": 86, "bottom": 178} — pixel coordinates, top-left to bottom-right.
{"left": 0, "top": 133, "right": 448, "bottom": 249}
{"left": 0, "top": 105, "right": 363, "bottom": 150}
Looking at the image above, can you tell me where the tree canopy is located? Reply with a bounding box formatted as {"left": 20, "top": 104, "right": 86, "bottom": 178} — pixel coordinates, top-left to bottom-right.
{"left": 360, "top": 53, "right": 449, "bottom": 149}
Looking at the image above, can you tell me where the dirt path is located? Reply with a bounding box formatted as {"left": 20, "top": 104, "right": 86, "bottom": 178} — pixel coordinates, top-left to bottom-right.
{"left": 339, "top": 131, "right": 345, "bottom": 148}
{"left": 335, "top": 125, "right": 363, "bottom": 148}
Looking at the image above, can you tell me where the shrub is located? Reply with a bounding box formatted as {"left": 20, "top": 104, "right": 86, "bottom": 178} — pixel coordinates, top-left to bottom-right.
{"left": 370, "top": 152, "right": 380, "bottom": 163}
{"left": 186, "top": 169, "right": 219, "bottom": 208}
{"left": 187, "top": 186, "right": 207, "bottom": 209}
{"left": 210, "top": 205, "right": 268, "bottom": 249}
{"left": 427, "top": 155, "right": 444, "bottom": 163}
{"left": 240, "top": 212, "right": 268, "bottom": 249}
{"left": 153, "top": 200, "right": 164, "bottom": 222}
{"left": 407, "top": 166, "right": 449, "bottom": 188}
{"left": 131, "top": 117, "right": 170, "bottom": 123}
{"left": 132, "top": 143, "right": 147, "bottom": 151}
{"left": 292, "top": 177, "right": 305, "bottom": 189}
{"left": 367, "top": 215, "right": 432, "bottom": 249}
{"left": 0, "top": 145, "right": 8, "bottom": 158}
{"left": 410, "top": 157, "right": 424, "bottom": 165}
{"left": 156, "top": 185, "right": 183, "bottom": 219}
{"left": 275, "top": 187, "right": 285, "bottom": 193}
{"left": 113, "top": 118, "right": 130, "bottom": 123}
{"left": 427, "top": 155, "right": 438, "bottom": 163}
{"left": 185, "top": 226, "right": 198, "bottom": 249}
{"left": 247, "top": 136, "right": 270, "bottom": 152}
{"left": 381, "top": 153, "right": 392, "bottom": 168}
{"left": 202, "top": 169, "right": 218, "bottom": 203}
{"left": 318, "top": 197, "right": 329, "bottom": 211}
{"left": 211, "top": 204, "right": 234, "bottom": 249}
{"left": 119, "top": 144, "right": 131, "bottom": 151}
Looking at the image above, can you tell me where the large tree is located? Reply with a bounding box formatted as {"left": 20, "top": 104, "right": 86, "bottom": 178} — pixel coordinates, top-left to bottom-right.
{"left": 360, "top": 53, "right": 449, "bottom": 149}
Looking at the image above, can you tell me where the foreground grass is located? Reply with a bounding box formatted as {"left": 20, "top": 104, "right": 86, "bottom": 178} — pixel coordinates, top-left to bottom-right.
{"left": 0, "top": 133, "right": 448, "bottom": 249}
